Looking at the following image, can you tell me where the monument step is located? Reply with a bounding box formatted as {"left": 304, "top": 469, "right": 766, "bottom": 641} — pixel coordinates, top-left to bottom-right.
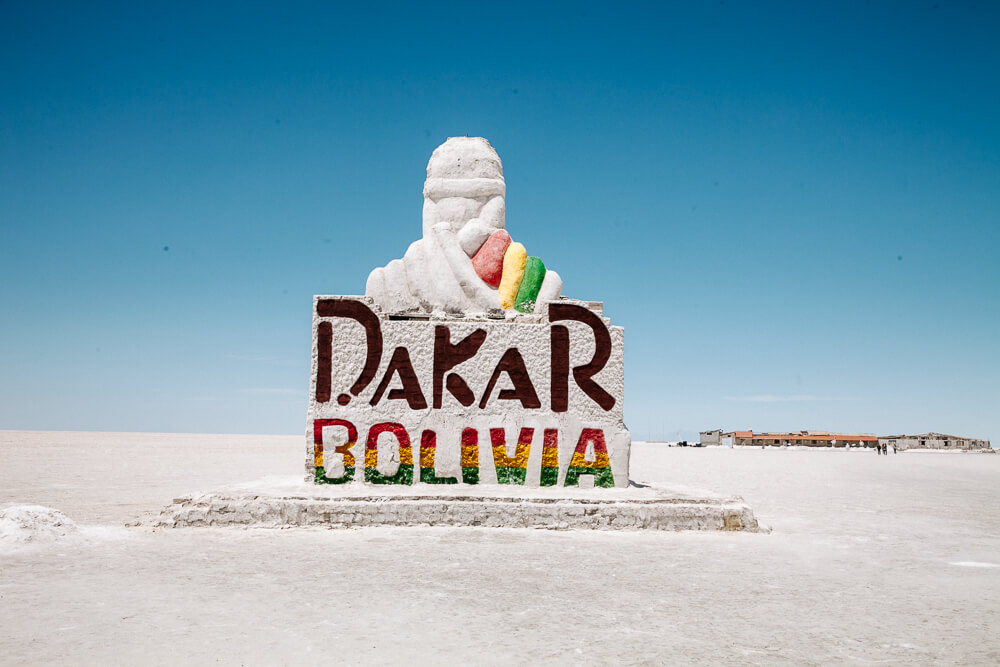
{"left": 149, "top": 477, "right": 761, "bottom": 532}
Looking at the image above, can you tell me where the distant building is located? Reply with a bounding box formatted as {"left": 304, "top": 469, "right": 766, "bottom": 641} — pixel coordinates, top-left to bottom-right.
{"left": 724, "top": 430, "right": 878, "bottom": 448}
{"left": 878, "top": 433, "right": 991, "bottom": 451}
{"left": 699, "top": 429, "right": 723, "bottom": 446}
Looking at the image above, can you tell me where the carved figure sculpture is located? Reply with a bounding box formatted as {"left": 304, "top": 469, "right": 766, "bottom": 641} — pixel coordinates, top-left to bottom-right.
{"left": 365, "top": 137, "right": 562, "bottom": 315}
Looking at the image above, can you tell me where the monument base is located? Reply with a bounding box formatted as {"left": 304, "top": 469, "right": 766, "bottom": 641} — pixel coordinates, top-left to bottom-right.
{"left": 150, "top": 477, "right": 761, "bottom": 532}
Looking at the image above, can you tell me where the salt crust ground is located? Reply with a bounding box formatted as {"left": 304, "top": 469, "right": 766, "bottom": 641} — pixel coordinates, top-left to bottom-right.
{"left": 1, "top": 431, "right": 998, "bottom": 665}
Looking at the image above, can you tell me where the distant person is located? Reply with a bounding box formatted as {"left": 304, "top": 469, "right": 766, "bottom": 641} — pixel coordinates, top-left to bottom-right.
{"left": 875, "top": 444, "right": 881, "bottom": 455}
{"left": 893, "top": 444, "right": 897, "bottom": 454}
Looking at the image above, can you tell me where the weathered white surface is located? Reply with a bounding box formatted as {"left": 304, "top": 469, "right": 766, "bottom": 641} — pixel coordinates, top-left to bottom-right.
{"left": 3, "top": 431, "right": 1000, "bottom": 665}
{"left": 0, "top": 505, "right": 78, "bottom": 545}
{"left": 367, "top": 137, "right": 508, "bottom": 314}
{"left": 533, "top": 268, "right": 563, "bottom": 313}
{"left": 309, "top": 296, "right": 629, "bottom": 487}
{"left": 152, "top": 477, "right": 758, "bottom": 531}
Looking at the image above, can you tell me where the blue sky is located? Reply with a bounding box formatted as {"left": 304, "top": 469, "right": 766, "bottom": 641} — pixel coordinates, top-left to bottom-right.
{"left": 1, "top": 1, "right": 997, "bottom": 442}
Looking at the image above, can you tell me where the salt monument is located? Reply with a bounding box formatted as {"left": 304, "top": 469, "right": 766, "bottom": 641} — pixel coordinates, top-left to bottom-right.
{"left": 309, "top": 136, "right": 628, "bottom": 489}
{"left": 154, "top": 137, "right": 758, "bottom": 531}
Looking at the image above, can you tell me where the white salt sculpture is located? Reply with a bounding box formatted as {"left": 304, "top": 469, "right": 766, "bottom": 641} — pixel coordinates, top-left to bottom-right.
{"left": 365, "top": 137, "right": 561, "bottom": 315}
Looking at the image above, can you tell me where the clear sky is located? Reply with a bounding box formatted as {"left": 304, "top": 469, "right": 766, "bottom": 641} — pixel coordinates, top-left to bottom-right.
{"left": 1, "top": 1, "right": 997, "bottom": 443}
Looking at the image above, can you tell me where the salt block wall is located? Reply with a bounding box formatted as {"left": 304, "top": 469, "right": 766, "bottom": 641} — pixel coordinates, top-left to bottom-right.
{"left": 306, "top": 296, "right": 630, "bottom": 488}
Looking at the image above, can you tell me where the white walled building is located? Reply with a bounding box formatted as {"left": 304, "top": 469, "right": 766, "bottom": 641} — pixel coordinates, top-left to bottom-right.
{"left": 878, "top": 433, "right": 991, "bottom": 451}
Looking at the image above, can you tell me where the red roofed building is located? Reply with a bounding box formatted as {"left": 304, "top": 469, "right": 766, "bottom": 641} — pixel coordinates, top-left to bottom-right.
{"left": 723, "top": 430, "right": 877, "bottom": 448}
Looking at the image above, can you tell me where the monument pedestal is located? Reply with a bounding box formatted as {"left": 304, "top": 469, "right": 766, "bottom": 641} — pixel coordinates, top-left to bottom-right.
{"left": 151, "top": 478, "right": 761, "bottom": 532}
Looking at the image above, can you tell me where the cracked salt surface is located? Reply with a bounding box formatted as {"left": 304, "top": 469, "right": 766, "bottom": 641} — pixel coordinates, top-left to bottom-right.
{"left": 1, "top": 431, "right": 998, "bottom": 665}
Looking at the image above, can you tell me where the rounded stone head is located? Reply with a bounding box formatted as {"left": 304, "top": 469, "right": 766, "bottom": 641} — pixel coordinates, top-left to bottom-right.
{"left": 421, "top": 137, "right": 507, "bottom": 242}
{"left": 426, "top": 136, "right": 504, "bottom": 181}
